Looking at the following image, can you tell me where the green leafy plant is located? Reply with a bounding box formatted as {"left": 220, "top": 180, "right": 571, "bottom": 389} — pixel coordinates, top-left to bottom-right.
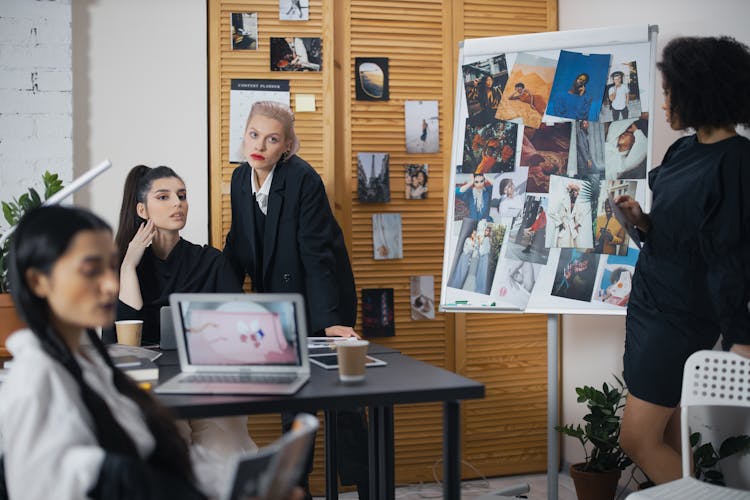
{"left": 555, "top": 376, "right": 633, "bottom": 473}
{"left": 692, "top": 432, "right": 750, "bottom": 485}
{"left": 0, "top": 171, "right": 64, "bottom": 292}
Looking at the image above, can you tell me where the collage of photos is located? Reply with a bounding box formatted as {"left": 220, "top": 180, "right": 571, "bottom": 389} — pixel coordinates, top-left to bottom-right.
{"left": 445, "top": 43, "right": 651, "bottom": 311}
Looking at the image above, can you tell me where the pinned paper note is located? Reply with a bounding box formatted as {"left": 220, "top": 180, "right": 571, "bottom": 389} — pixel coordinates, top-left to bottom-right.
{"left": 295, "top": 94, "right": 316, "bottom": 112}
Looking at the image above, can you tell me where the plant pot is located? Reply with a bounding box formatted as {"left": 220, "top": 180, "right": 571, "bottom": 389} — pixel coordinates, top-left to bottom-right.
{"left": 0, "top": 293, "right": 24, "bottom": 358}
{"left": 570, "top": 462, "right": 621, "bottom": 500}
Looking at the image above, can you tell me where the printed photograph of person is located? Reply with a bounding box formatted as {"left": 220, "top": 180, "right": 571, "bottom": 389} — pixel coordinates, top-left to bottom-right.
{"left": 372, "top": 213, "right": 403, "bottom": 260}
{"left": 550, "top": 249, "right": 599, "bottom": 302}
{"left": 593, "top": 248, "right": 639, "bottom": 307}
{"left": 279, "top": 0, "right": 309, "bottom": 21}
{"left": 573, "top": 120, "right": 605, "bottom": 177}
{"left": 454, "top": 173, "right": 493, "bottom": 222}
{"left": 270, "top": 37, "right": 321, "bottom": 71}
{"left": 357, "top": 152, "right": 390, "bottom": 202}
{"left": 593, "top": 180, "right": 636, "bottom": 255}
{"left": 546, "top": 50, "right": 610, "bottom": 121}
{"left": 604, "top": 116, "right": 648, "bottom": 180}
{"left": 230, "top": 13, "right": 258, "bottom": 50}
{"left": 410, "top": 275, "right": 435, "bottom": 320}
{"left": 462, "top": 54, "right": 508, "bottom": 126}
{"left": 361, "top": 288, "right": 395, "bottom": 337}
{"left": 489, "top": 167, "right": 528, "bottom": 220}
{"left": 355, "top": 57, "right": 389, "bottom": 101}
{"left": 520, "top": 122, "right": 572, "bottom": 193}
{"left": 491, "top": 257, "right": 541, "bottom": 309}
{"left": 446, "top": 218, "right": 505, "bottom": 294}
{"left": 404, "top": 164, "right": 428, "bottom": 200}
{"left": 495, "top": 52, "right": 556, "bottom": 129}
{"left": 546, "top": 175, "right": 594, "bottom": 249}
{"left": 461, "top": 118, "right": 517, "bottom": 174}
{"left": 599, "top": 61, "right": 642, "bottom": 122}
{"left": 503, "top": 194, "right": 550, "bottom": 265}
{"left": 405, "top": 100, "right": 439, "bottom": 153}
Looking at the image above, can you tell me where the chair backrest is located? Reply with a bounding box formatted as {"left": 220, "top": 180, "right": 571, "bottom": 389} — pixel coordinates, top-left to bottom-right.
{"left": 679, "top": 350, "right": 750, "bottom": 478}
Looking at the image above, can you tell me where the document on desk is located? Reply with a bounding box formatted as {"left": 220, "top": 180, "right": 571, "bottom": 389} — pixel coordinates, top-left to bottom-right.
{"left": 107, "top": 344, "right": 163, "bottom": 362}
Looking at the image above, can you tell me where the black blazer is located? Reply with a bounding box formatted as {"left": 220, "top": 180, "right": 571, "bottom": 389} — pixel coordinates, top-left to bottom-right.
{"left": 223, "top": 156, "right": 357, "bottom": 334}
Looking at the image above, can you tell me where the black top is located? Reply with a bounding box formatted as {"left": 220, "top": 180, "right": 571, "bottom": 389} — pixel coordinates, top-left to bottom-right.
{"left": 630, "top": 134, "right": 750, "bottom": 348}
{"left": 116, "top": 238, "right": 243, "bottom": 344}
{"left": 223, "top": 156, "right": 357, "bottom": 335}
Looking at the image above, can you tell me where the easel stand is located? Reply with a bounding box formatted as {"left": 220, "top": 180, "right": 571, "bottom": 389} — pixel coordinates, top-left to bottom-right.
{"left": 547, "top": 314, "right": 559, "bottom": 500}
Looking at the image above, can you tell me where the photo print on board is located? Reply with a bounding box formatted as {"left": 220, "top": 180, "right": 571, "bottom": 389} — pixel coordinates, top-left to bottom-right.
{"left": 453, "top": 173, "right": 493, "bottom": 222}
{"left": 462, "top": 54, "right": 508, "bottom": 126}
{"left": 604, "top": 116, "right": 648, "bottom": 180}
{"left": 410, "top": 275, "right": 435, "bottom": 320}
{"left": 372, "top": 213, "right": 403, "bottom": 260}
{"left": 461, "top": 119, "right": 518, "bottom": 174}
{"left": 355, "top": 57, "right": 389, "bottom": 101}
{"left": 593, "top": 180, "right": 637, "bottom": 255}
{"left": 270, "top": 37, "right": 321, "bottom": 71}
{"left": 361, "top": 288, "right": 395, "bottom": 337}
{"left": 599, "top": 60, "right": 642, "bottom": 122}
{"left": 357, "top": 152, "right": 390, "bottom": 203}
{"left": 504, "top": 194, "right": 550, "bottom": 265}
{"left": 405, "top": 100, "right": 439, "bottom": 153}
{"left": 546, "top": 50, "right": 611, "bottom": 121}
{"left": 573, "top": 120, "right": 605, "bottom": 177}
{"left": 495, "top": 52, "right": 556, "bottom": 129}
{"left": 279, "top": 0, "right": 309, "bottom": 21}
{"left": 446, "top": 217, "right": 506, "bottom": 295}
{"left": 230, "top": 13, "right": 258, "bottom": 50}
{"left": 488, "top": 167, "right": 528, "bottom": 221}
{"left": 521, "top": 122, "right": 572, "bottom": 193}
{"left": 404, "top": 164, "right": 428, "bottom": 199}
{"left": 546, "top": 175, "right": 594, "bottom": 249}
{"left": 491, "top": 257, "right": 541, "bottom": 309}
{"left": 550, "top": 248, "right": 599, "bottom": 302}
{"left": 593, "top": 247, "right": 639, "bottom": 307}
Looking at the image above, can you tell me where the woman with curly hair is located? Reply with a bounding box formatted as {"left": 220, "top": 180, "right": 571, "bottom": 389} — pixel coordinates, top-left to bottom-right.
{"left": 615, "top": 36, "right": 750, "bottom": 484}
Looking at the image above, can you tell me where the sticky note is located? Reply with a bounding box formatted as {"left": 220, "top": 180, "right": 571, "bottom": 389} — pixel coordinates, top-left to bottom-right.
{"left": 295, "top": 94, "right": 316, "bottom": 112}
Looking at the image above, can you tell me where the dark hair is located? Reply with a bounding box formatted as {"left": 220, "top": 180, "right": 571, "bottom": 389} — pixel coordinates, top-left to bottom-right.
{"left": 576, "top": 73, "right": 589, "bottom": 83}
{"left": 528, "top": 153, "right": 545, "bottom": 167}
{"left": 115, "top": 165, "right": 182, "bottom": 265}
{"left": 515, "top": 82, "right": 525, "bottom": 89}
{"left": 8, "top": 205, "right": 195, "bottom": 484}
{"left": 658, "top": 36, "right": 750, "bottom": 129}
{"left": 611, "top": 71, "right": 624, "bottom": 80}
{"left": 498, "top": 178, "right": 513, "bottom": 194}
{"left": 416, "top": 169, "right": 428, "bottom": 184}
{"left": 610, "top": 267, "right": 629, "bottom": 284}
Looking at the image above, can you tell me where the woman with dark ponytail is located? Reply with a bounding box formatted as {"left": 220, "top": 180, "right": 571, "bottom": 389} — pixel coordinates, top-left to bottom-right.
{"left": 0, "top": 205, "right": 204, "bottom": 499}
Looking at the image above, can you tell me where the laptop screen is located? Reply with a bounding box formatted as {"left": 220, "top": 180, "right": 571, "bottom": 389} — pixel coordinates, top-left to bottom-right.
{"left": 173, "top": 295, "right": 303, "bottom": 367}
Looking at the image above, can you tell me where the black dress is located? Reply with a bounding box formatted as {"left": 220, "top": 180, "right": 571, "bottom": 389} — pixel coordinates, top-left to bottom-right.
{"left": 624, "top": 135, "right": 750, "bottom": 407}
{"left": 115, "top": 238, "right": 242, "bottom": 345}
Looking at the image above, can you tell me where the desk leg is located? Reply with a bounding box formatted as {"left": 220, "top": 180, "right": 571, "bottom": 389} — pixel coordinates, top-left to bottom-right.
{"left": 324, "top": 409, "right": 338, "bottom": 500}
{"left": 443, "top": 400, "right": 461, "bottom": 500}
{"left": 369, "top": 405, "right": 394, "bottom": 500}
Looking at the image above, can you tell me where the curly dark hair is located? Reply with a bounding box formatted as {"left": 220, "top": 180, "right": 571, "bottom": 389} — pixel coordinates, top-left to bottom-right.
{"left": 657, "top": 36, "right": 750, "bottom": 130}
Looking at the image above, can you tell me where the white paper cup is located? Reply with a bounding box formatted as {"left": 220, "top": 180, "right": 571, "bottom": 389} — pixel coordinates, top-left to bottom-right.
{"left": 337, "top": 339, "right": 369, "bottom": 383}
{"left": 115, "top": 320, "right": 143, "bottom": 346}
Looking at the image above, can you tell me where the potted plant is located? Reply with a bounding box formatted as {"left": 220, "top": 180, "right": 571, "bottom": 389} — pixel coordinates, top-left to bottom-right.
{"left": 0, "top": 171, "right": 64, "bottom": 355}
{"left": 556, "top": 376, "right": 632, "bottom": 500}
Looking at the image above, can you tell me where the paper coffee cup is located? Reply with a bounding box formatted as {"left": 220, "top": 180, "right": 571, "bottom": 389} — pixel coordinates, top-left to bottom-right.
{"left": 115, "top": 320, "right": 143, "bottom": 346}
{"left": 337, "top": 339, "right": 369, "bottom": 383}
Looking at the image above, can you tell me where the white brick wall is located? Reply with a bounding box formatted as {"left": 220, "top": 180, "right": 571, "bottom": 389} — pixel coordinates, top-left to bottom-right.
{"left": 0, "top": 0, "right": 72, "bottom": 232}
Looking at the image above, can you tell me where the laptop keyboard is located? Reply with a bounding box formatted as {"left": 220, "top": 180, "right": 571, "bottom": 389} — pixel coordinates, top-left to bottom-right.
{"left": 181, "top": 373, "right": 298, "bottom": 384}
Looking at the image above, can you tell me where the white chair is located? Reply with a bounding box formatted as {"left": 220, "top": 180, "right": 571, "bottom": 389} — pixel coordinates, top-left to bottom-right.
{"left": 626, "top": 349, "right": 750, "bottom": 499}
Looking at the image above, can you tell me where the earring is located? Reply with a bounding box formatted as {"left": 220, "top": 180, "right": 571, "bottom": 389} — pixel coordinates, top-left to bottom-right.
{"left": 281, "top": 150, "right": 290, "bottom": 161}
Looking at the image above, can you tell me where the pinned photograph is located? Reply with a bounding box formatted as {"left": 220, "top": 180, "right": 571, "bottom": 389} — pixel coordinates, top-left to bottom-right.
{"left": 593, "top": 180, "right": 636, "bottom": 255}
{"left": 489, "top": 167, "right": 528, "bottom": 221}
{"left": 410, "top": 275, "right": 435, "bottom": 320}
{"left": 405, "top": 100, "right": 439, "bottom": 153}
{"left": 550, "top": 249, "right": 599, "bottom": 302}
{"left": 372, "top": 213, "right": 403, "bottom": 260}
{"left": 521, "top": 122, "right": 572, "bottom": 193}
{"left": 546, "top": 175, "right": 594, "bottom": 249}
{"left": 573, "top": 120, "right": 605, "bottom": 177}
{"left": 495, "top": 52, "right": 556, "bottom": 129}
{"left": 503, "top": 194, "right": 549, "bottom": 265}
{"left": 546, "top": 50, "right": 611, "bottom": 121}
{"left": 361, "top": 288, "right": 395, "bottom": 337}
{"left": 604, "top": 116, "right": 648, "bottom": 180}
{"left": 270, "top": 37, "right": 321, "bottom": 71}
{"left": 357, "top": 152, "right": 390, "bottom": 203}
{"left": 404, "top": 164, "right": 428, "bottom": 199}
{"left": 491, "top": 257, "right": 541, "bottom": 308}
{"left": 446, "top": 218, "right": 506, "bottom": 295}
{"left": 593, "top": 248, "right": 639, "bottom": 307}
{"left": 279, "top": 0, "right": 309, "bottom": 21}
{"left": 355, "top": 57, "right": 389, "bottom": 101}
{"left": 600, "top": 60, "right": 642, "bottom": 122}
{"left": 462, "top": 54, "right": 508, "bottom": 126}
{"left": 461, "top": 119, "right": 518, "bottom": 174}
{"left": 453, "top": 173, "right": 493, "bottom": 222}
{"left": 230, "top": 13, "right": 258, "bottom": 50}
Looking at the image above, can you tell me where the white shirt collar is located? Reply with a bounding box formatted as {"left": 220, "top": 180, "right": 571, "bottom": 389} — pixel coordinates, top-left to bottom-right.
{"left": 251, "top": 165, "right": 276, "bottom": 215}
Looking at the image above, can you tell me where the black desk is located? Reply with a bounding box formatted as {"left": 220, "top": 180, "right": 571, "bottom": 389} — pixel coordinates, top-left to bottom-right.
{"left": 156, "top": 349, "right": 484, "bottom": 500}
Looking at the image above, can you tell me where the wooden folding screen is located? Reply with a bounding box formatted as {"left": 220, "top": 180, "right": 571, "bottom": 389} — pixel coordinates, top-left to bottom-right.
{"left": 208, "top": 0, "right": 557, "bottom": 492}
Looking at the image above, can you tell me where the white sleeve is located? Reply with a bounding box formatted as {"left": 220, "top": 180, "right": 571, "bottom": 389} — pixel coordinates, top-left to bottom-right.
{"left": 1, "top": 364, "right": 104, "bottom": 500}
{"left": 623, "top": 129, "right": 647, "bottom": 170}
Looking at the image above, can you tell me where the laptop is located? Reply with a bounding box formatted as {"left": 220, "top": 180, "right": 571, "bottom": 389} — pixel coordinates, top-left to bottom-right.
{"left": 154, "top": 293, "right": 310, "bottom": 395}
{"left": 159, "top": 306, "right": 177, "bottom": 350}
